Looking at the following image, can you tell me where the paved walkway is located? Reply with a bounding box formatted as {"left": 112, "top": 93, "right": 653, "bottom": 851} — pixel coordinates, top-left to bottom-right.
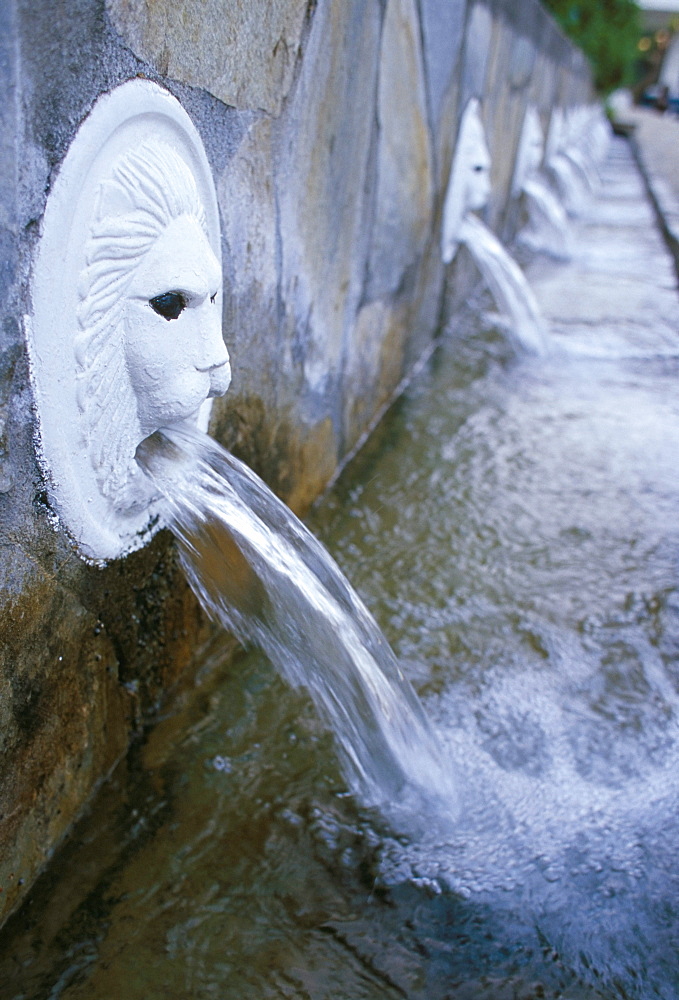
{"left": 618, "top": 105, "right": 679, "bottom": 274}
{"left": 528, "top": 134, "right": 679, "bottom": 355}
{"left": 625, "top": 105, "right": 679, "bottom": 201}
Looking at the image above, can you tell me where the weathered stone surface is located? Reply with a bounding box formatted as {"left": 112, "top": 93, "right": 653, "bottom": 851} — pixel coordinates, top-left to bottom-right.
{"left": 483, "top": 18, "right": 533, "bottom": 233}
{"left": 216, "top": 118, "right": 279, "bottom": 410}
{"left": 0, "top": 342, "right": 19, "bottom": 495}
{"left": 280, "top": 415, "right": 338, "bottom": 515}
{"left": 0, "top": 545, "right": 132, "bottom": 918}
{"left": 509, "top": 35, "right": 536, "bottom": 89}
{"left": 366, "top": 0, "right": 434, "bottom": 302}
{"left": 460, "top": 3, "right": 493, "bottom": 104}
{"left": 434, "top": 62, "right": 462, "bottom": 202}
{"left": 419, "top": 0, "right": 466, "bottom": 131}
{"left": 344, "top": 228, "right": 445, "bottom": 454}
{"left": 0, "top": 1, "right": 19, "bottom": 498}
{"left": 106, "top": 0, "right": 309, "bottom": 115}
{"left": 342, "top": 301, "right": 391, "bottom": 451}
{"left": 276, "top": 0, "right": 380, "bottom": 399}
{"left": 0, "top": 0, "right": 595, "bottom": 929}
{"left": 529, "top": 52, "right": 559, "bottom": 115}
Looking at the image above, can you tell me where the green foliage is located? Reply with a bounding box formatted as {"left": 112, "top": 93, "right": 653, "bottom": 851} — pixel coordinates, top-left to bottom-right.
{"left": 541, "top": 0, "right": 641, "bottom": 92}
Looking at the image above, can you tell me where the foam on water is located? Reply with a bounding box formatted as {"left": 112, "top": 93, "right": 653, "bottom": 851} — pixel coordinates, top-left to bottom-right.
{"left": 312, "top": 319, "right": 679, "bottom": 996}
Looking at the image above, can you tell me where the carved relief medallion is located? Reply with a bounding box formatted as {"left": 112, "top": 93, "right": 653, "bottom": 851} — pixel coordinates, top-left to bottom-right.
{"left": 27, "top": 79, "right": 228, "bottom": 562}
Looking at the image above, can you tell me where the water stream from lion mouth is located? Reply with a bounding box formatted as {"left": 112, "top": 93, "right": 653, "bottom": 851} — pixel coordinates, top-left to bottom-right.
{"left": 2, "top": 136, "right": 679, "bottom": 1000}
{"left": 134, "top": 421, "right": 456, "bottom": 828}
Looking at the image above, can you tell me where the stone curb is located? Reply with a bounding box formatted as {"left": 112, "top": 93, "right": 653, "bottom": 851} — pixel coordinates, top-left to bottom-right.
{"left": 629, "top": 133, "right": 679, "bottom": 283}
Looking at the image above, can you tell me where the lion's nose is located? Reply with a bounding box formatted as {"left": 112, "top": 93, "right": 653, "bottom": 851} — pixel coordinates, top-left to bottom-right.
{"left": 196, "top": 306, "right": 230, "bottom": 372}
{"left": 207, "top": 354, "right": 231, "bottom": 398}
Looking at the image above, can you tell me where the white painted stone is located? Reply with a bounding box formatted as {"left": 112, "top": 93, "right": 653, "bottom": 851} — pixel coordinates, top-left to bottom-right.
{"left": 512, "top": 106, "right": 544, "bottom": 197}
{"left": 513, "top": 107, "right": 574, "bottom": 260}
{"left": 27, "top": 79, "right": 229, "bottom": 562}
{"left": 440, "top": 98, "right": 492, "bottom": 263}
{"left": 545, "top": 106, "right": 601, "bottom": 217}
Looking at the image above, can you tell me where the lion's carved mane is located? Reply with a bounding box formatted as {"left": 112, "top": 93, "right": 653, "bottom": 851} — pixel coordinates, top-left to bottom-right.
{"left": 75, "top": 141, "right": 208, "bottom": 513}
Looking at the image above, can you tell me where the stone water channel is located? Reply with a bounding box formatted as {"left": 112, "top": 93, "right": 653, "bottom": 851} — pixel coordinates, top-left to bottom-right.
{"left": 2, "top": 136, "right": 679, "bottom": 999}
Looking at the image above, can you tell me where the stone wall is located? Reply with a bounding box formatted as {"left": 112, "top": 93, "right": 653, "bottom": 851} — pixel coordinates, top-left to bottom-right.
{"left": 0, "top": 0, "right": 592, "bottom": 926}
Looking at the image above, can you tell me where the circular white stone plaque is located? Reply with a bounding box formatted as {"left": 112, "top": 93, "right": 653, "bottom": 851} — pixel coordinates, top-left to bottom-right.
{"left": 27, "top": 79, "right": 225, "bottom": 563}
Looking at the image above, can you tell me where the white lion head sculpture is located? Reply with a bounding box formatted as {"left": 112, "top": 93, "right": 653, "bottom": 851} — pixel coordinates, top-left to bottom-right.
{"left": 441, "top": 98, "right": 492, "bottom": 264}
{"left": 75, "top": 140, "right": 230, "bottom": 515}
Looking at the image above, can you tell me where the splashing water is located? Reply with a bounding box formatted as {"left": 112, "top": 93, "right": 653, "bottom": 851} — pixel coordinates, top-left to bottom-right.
{"left": 520, "top": 176, "right": 574, "bottom": 260}
{"left": 564, "top": 145, "right": 600, "bottom": 196}
{"left": 547, "top": 152, "right": 589, "bottom": 217}
{"left": 460, "top": 213, "right": 547, "bottom": 354}
{"left": 136, "top": 423, "right": 456, "bottom": 825}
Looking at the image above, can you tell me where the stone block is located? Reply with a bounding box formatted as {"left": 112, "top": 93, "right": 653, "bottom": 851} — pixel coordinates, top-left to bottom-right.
{"left": 528, "top": 52, "right": 559, "bottom": 116}
{"left": 342, "top": 301, "right": 391, "bottom": 452}
{"left": 0, "top": 1, "right": 18, "bottom": 498}
{"left": 460, "top": 3, "right": 493, "bottom": 105}
{"left": 509, "top": 35, "right": 536, "bottom": 90}
{"left": 419, "top": 0, "right": 466, "bottom": 131}
{"left": 483, "top": 19, "right": 532, "bottom": 233}
{"left": 366, "top": 0, "right": 434, "bottom": 303}
{"left": 216, "top": 118, "right": 279, "bottom": 403}
{"left": 106, "top": 0, "right": 309, "bottom": 115}
{"left": 344, "top": 230, "right": 445, "bottom": 455}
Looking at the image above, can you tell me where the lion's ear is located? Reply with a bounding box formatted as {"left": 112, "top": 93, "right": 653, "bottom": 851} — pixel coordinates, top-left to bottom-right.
{"left": 95, "top": 179, "right": 136, "bottom": 221}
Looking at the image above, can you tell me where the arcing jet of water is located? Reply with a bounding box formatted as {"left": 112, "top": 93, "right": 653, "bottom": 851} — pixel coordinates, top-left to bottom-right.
{"left": 458, "top": 214, "right": 547, "bottom": 354}
{"left": 544, "top": 105, "right": 609, "bottom": 218}
{"left": 512, "top": 106, "right": 574, "bottom": 260}
{"left": 442, "top": 99, "right": 547, "bottom": 354}
{"left": 137, "top": 424, "right": 458, "bottom": 829}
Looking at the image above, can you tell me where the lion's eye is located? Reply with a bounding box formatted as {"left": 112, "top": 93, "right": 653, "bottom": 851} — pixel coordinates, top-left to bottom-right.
{"left": 150, "top": 291, "right": 187, "bottom": 321}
